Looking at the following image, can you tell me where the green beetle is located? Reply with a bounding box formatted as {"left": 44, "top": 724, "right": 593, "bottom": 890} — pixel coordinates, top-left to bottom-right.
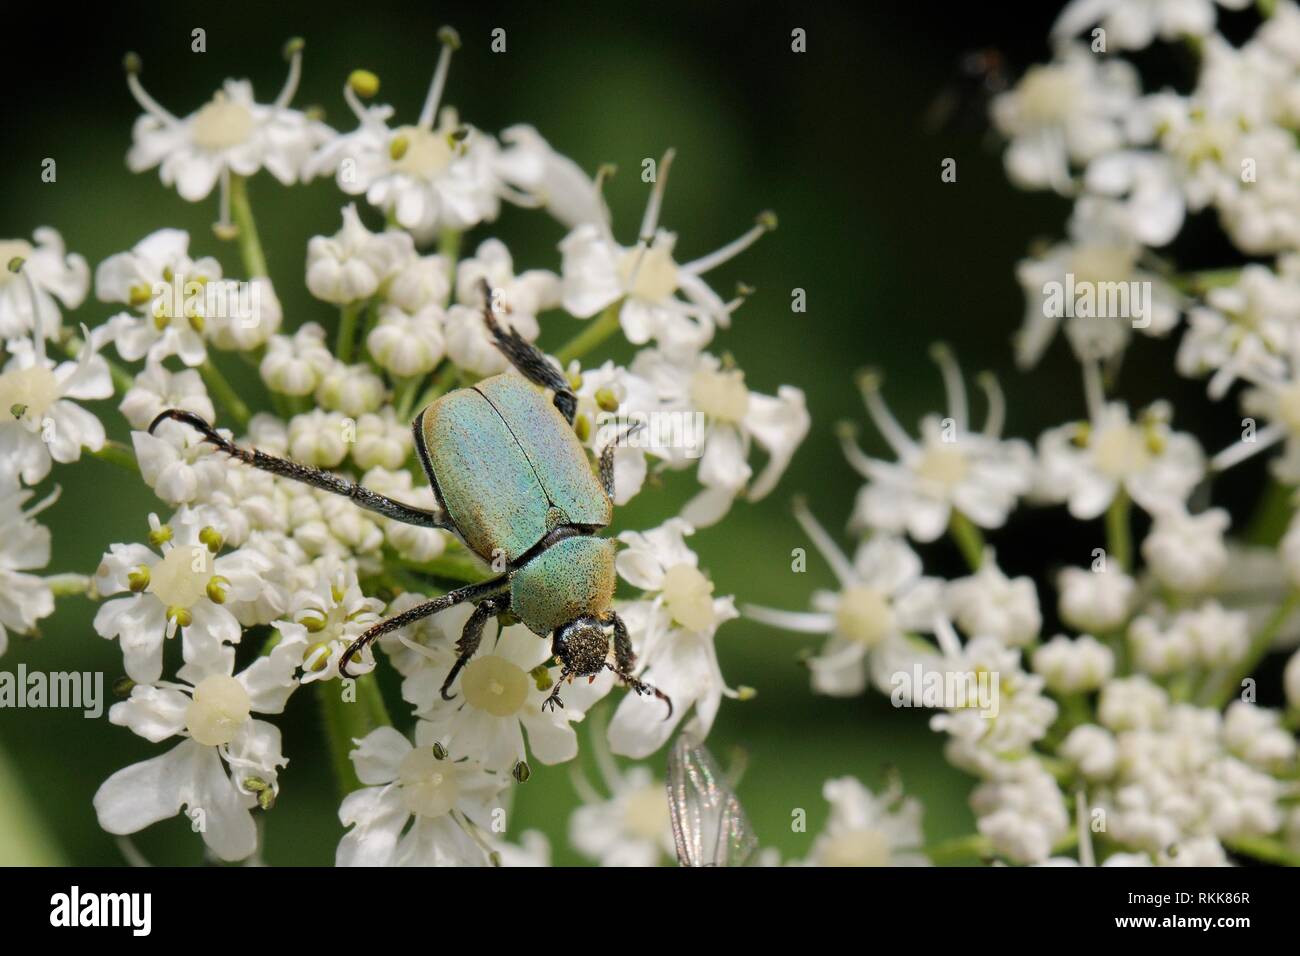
{"left": 150, "top": 294, "right": 669, "bottom": 715}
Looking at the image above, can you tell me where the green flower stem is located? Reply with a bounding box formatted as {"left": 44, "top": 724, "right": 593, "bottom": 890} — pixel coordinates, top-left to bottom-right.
{"left": 91, "top": 439, "right": 139, "bottom": 473}
{"left": 1244, "top": 476, "right": 1294, "bottom": 546}
{"left": 1105, "top": 491, "right": 1132, "bottom": 572}
{"left": 556, "top": 300, "right": 623, "bottom": 366}
{"left": 318, "top": 674, "right": 391, "bottom": 796}
{"left": 229, "top": 174, "right": 268, "bottom": 278}
{"left": 924, "top": 833, "right": 991, "bottom": 864}
{"left": 199, "top": 360, "right": 251, "bottom": 428}
{"left": 0, "top": 740, "right": 64, "bottom": 865}
{"left": 1204, "top": 590, "right": 1300, "bottom": 709}
{"left": 438, "top": 227, "right": 461, "bottom": 282}
{"left": 46, "top": 573, "right": 92, "bottom": 597}
{"left": 414, "top": 361, "right": 460, "bottom": 414}
{"left": 1225, "top": 835, "right": 1300, "bottom": 866}
{"left": 393, "top": 374, "right": 423, "bottom": 422}
{"left": 337, "top": 301, "right": 363, "bottom": 364}
{"left": 948, "top": 510, "right": 984, "bottom": 572}
{"left": 404, "top": 551, "right": 492, "bottom": 585}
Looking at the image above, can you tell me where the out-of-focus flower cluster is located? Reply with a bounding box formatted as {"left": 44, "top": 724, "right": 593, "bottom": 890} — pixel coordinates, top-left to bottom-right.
{"left": 749, "top": 0, "right": 1300, "bottom": 867}
{"left": 0, "top": 30, "right": 811, "bottom": 866}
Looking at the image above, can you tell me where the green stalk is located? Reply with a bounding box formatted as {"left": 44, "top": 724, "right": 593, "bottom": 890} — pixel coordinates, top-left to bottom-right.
{"left": 948, "top": 510, "right": 984, "bottom": 572}
{"left": 46, "top": 573, "right": 92, "bottom": 597}
{"left": 438, "top": 228, "right": 462, "bottom": 282}
{"left": 1105, "top": 491, "right": 1132, "bottom": 572}
{"left": 1204, "top": 590, "right": 1300, "bottom": 708}
{"left": 200, "top": 360, "right": 251, "bottom": 428}
{"left": 414, "top": 361, "right": 460, "bottom": 414}
{"left": 393, "top": 374, "right": 423, "bottom": 422}
{"left": 1225, "top": 835, "right": 1300, "bottom": 865}
{"left": 0, "top": 740, "right": 65, "bottom": 865}
{"left": 318, "top": 674, "right": 392, "bottom": 796}
{"left": 229, "top": 174, "right": 268, "bottom": 278}
{"left": 91, "top": 439, "right": 139, "bottom": 473}
{"left": 556, "top": 300, "right": 623, "bottom": 366}
{"left": 337, "top": 301, "right": 363, "bottom": 364}
{"left": 924, "top": 833, "right": 991, "bottom": 864}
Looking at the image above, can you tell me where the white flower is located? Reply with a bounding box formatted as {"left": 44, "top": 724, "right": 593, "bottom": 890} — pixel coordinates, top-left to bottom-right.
{"left": 1128, "top": 612, "right": 1197, "bottom": 676}
{"left": 569, "top": 761, "right": 674, "bottom": 867}
{"left": 118, "top": 359, "right": 214, "bottom": 431}
{"left": 124, "top": 45, "right": 325, "bottom": 205}
{"left": 1057, "top": 566, "right": 1136, "bottom": 633}
{"left": 286, "top": 409, "right": 351, "bottom": 468}
{"left": 276, "top": 558, "right": 384, "bottom": 683}
{"left": 991, "top": 44, "right": 1138, "bottom": 193}
{"left": 131, "top": 425, "right": 227, "bottom": 506}
{"left": 1222, "top": 701, "right": 1296, "bottom": 768}
{"left": 1052, "top": 0, "right": 1249, "bottom": 52}
{"left": 1014, "top": 199, "right": 1181, "bottom": 369}
{"left": 385, "top": 252, "right": 451, "bottom": 313}
{"left": 336, "top": 724, "right": 508, "bottom": 867}
{"left": 352, "top": 412, "right": 414, "bottom": 471}
{"left": 1032, "top": 634, "right": 1114, "bottom": 694}
{"left": 572, "top": 360, "right": 659, "bottom": 506}
{"left": 0, "top": 482, "right": 56, "bottom": 657}
{"left": 93, "top": 511, "right": 269, "bottom": 684}
{"left": 1098, "top": 675, "right": 1170, "bottom": 731}
{"left": 93, "top": 635, "right": 302, "bottom": 862}
{"left": 306, "top": 204, "right": 415, "bottom": 305}
{"left": 970, "top": 758, "right": 1070, "bottom": 864}
{"left": 314, "top": 362, "right": 385, "bottom": 418}
{"left": 0, "top": 328, "right": 110, "bottom": 485}
{"left": 840, "top": 350, "right": 1033, "bottom": 542}
{"left": 96, "top": 229, "right": 222, "bottom": 367}
{"left": 560, "top": 152, "right": 774, "bottom": 356}
{"left": 745, "top": 502, "right": 943, "bottom": 698}
{"left": 800, "top": 776, "right": 929, "bottom": 867}
{"left": 260, "top": 323, "right": 334, "bottom": 396}
{"left": 630, "top": 348, "right": 809, "bottom": 527}
{"left": 1141, "top": 504, "right": 1230, "bottom": 593}
{"left": 367, "top": 305, "right": 445, "bottom": 377}
{"left": 308, "top": 34, "right": 509, "bottom": 242}
{"left": 401, "top": 604, "right": 588, "bottom": 772}
{"left": 606, "top": 520, "right": 739, "bottom": 758}
{"left": 444, "top": 239, "right": 559, "bottom": 376}
{"left": 944, "top": 552, "right": 1042, "bottom": 647}
{"left": 1173, "top": 600, "right": 1251, "bottom": 668}
{"left": 1035, "top": 366, "right": 1204, "bottom": 519}
{"left": 1060, "top": 724, "right": 1120, "bottom": 780}
{"left": 0, "top": 228, "right": 89, "bottom": 340}
{"left": 495, "top": 124, "right": 607, "bottom": 230}
{"left": 204, "top": 276, "right": 283, "bottom": 351}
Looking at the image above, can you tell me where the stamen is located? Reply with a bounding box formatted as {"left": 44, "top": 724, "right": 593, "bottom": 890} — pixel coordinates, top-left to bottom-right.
{"left": 1081, "top": 358, "right": 1105, "bottom": 423}
{"left": 9, "top": 258, "right": 50, "bottom": 356}
{"left": 792, "top": 495, "right": 856, "bottom": 587}
{"left": 932, "top": 614, "right": 962, "bottom": 659}
{"left": 1211, "top": 422, "right": 1284, "bottom": 472}
{"left": 344, "top": 70, "right": 380, "bottom": 123}
{"left": 741, "top": 605, "right": 833, "bottom": 634}
{"left": 856, "top": 369, "right": 918, "bottom": 458}
{"left": 835, "top": 421, "right": 877, "bottom": 481}
{"left": 418, "top": 26, "right": 461, "bottom": 130}
{"left": 929, "top": 342, "right": 968, "bottom": 433}
{"left": 681, "top": 211, "right": 777, "bottom": 275}
{"left": 638, "top": 148, "right": 676, "bottom": 243}
{"left": 123, "top": 53, "right": 179, "bottom": 125}
{"left": 214, "top": 168, "right": 236, "bottom": 240}
{"left": 976, "top": 371, "right": 1006, "bottom": 438}
{"left": 274, "top": 37, "right": 305, "bottom": 110}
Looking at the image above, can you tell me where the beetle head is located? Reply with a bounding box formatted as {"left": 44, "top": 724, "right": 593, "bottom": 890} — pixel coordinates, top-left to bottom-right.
{"left": 552, "top": 615, "right": 610, "bottom": 678}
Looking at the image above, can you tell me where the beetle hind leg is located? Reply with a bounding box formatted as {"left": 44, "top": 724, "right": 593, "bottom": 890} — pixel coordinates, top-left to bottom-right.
{"left": 480, "top": 283, "right": 577, "bottom": 424}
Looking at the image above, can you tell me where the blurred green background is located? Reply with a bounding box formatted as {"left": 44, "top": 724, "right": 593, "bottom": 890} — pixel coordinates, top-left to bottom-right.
{"left": 0, "top": 0, "right": 1272, "bottom": 865}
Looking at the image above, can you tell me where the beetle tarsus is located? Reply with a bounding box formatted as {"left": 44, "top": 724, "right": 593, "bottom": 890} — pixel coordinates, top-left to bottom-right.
{"left": 439, "top": 595, "right": 508, "bottom": 700}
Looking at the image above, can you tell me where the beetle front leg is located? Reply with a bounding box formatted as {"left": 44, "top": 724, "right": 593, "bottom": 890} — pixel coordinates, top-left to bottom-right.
{"left": 440, "top": 594, "right": 510, "bottom": 700}
{"left": 149, "top": 409, "right": 455, "bottom": 530}
{"left": 480, "top": 284, "right": 577, "bottom": 424}
{"left": 604, "top": 610, "right": 674, "bottom": 719}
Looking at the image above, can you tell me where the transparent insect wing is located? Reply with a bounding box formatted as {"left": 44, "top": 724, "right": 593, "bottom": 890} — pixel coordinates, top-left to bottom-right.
{"left": 666, "top": 732, "right": 758, "bottom": 867}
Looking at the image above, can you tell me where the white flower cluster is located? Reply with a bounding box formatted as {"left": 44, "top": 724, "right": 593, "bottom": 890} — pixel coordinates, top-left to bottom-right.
{"left": 0, "top": 30, "right": 810, "bottom": 866}
{"left": 748, "top": 2, "right": 1300, "bottom": 867}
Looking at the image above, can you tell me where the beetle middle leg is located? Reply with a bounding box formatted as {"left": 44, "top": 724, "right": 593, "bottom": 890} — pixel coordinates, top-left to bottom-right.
{"left": 149, "top": 409, "right": 455, "bottom": 530}
{"left": 439, "top": 593, "right": 510, "bottom": 700}
{"left": 340, "top": 576, "right": 508, "bottom": 678}
{"left": 604, "top": 610, "right": 674, "bottom": 719}
{"left": 480, "top": 283, "right": 577, "bottom": 424}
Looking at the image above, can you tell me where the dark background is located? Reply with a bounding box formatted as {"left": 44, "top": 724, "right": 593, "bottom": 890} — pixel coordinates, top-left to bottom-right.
{"left": 0, "top": 0, "right": 1273, "bottom": 865}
